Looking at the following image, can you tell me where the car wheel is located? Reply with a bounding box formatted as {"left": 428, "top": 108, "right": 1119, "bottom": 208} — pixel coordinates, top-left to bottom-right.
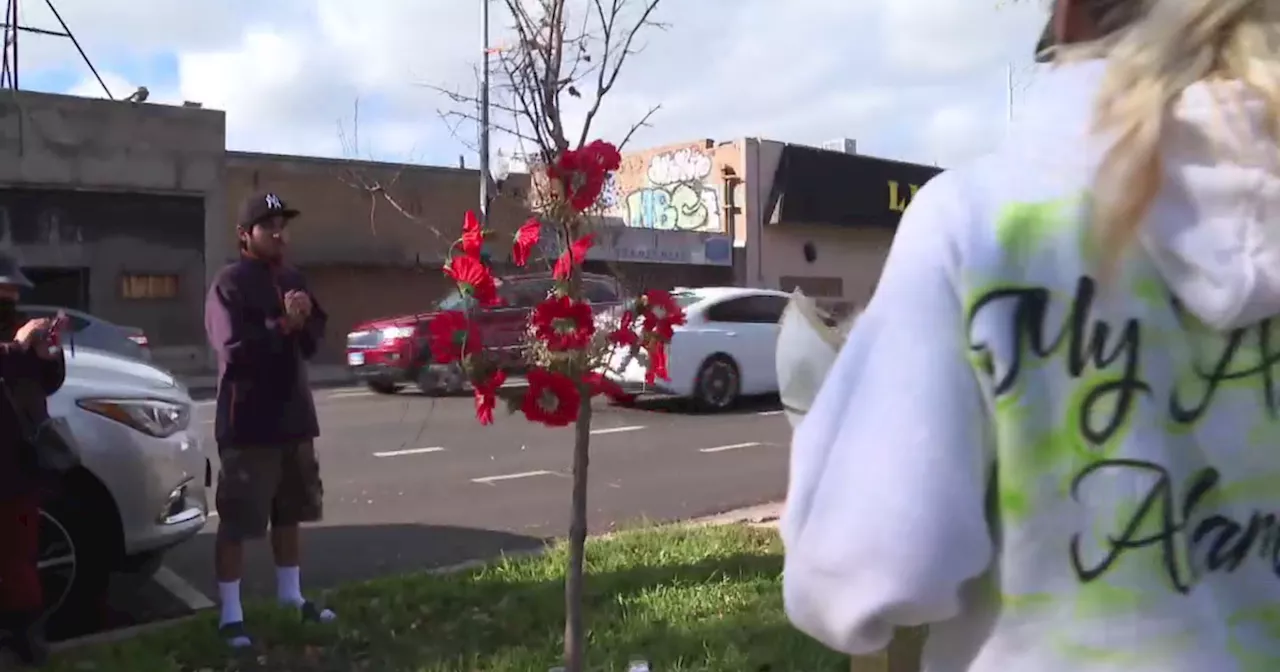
{"left": 38, "top": 500, "right": 112, "bottom": 636}
{"left": 693, "top": 354, "right": 741, "bottom": 412}
{"left": 417, "top": 362, "right": 467, "bottom": 397}
{"left": 367, "top": 380, "right": 400, "bottom": 395}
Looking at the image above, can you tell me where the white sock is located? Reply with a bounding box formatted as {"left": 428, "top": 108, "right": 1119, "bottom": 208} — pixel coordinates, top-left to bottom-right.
{"left": 218, "top": 580, "right": 245, "bottom": 627}
{"left": 276, "top": 565, "right": 304, "bottom": 607}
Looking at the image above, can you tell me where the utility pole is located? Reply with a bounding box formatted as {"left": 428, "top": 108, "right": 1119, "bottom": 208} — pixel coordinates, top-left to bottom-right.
{"left": 478, "top": 0, "right": 492, "bottom": 228}
{"left": 1, "top": 0, "right": 111, "bottom": 97}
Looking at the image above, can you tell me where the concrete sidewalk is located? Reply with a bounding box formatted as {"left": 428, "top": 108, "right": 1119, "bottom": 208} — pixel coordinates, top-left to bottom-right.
{"left": 178, "top": 363, "right": 355, "bottom": 397}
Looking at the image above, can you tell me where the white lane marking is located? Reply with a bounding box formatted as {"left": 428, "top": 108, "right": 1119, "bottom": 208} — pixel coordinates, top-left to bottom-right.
{"left": 757, "top": 410, "right": 784, "bottom": 416}
{"left": 590, "top": 425, "right": 644, "bottom": 435}
{"left": 501, "top": 377, "right": 528, "bottom": 388}
{"left": 328, "top": 390, "right": 374, "bottom": 399}
{"left": 471, "top": 469, "right": 555, "bottom": 484}
{"left": 699, "top": 442, "right": 762, "bottom": 453}
{"left": 373, "top": 446, "right": 446, "bottom": 458}
{"left": 153, "top": 566, "right": 215, "bottom": 610}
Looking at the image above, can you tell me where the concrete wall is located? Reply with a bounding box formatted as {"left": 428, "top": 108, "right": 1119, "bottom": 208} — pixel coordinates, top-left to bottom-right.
{"left": 224, "top": 152, "right": 532, "bottom": 268}
{"left": 0, "top": 90, "right": 228, "bottom": 368}
{"left": 741, "top": 137, "right": 892, "bottom": 309}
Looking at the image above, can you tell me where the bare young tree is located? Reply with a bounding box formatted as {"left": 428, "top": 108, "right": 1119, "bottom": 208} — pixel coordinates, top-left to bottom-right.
{"left": 429, "top": 0, "right": 663, "bottom": 169}
{"left": 426, "top": 2, "right": 666, "bottom": 671}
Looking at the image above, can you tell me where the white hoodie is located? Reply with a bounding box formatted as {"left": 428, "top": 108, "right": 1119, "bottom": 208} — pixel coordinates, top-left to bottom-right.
{"left": 782, "top": 60, "right": 1280, "bottom": 671}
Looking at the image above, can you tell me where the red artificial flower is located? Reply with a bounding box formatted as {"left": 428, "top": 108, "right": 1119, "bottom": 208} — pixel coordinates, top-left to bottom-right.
{"left": 522, "top": 368, "right": 581, "bottom": 426}
{"left": 583, "top": 371, "right": 636, "bottom": 406}
{"left": 426, "top": 311, "right": 481, "bottom": 363}
{"left": 553, "top": 233, "right": 595, "bottom": 280}
{"left": 607, "top": 310, "right": 640, "bottom": 348}
{"left": 512, "top": 217, "right": 541, "bottom": 267}
{"left": 639, "top": 289, "right": 686, "bottom": 340}
{"left": 643, "top": 339, "right": 670, "bottom": 384}
{"left": 473, "top": 369, "right": 507, "bottom": 426}
{"left": 530, "top": 295, "right": 595, "bottom": 351}
{"left": 551, "top": 141, "right": 623, "bottom": 212}
{"left": 461, "top": 210, "right": 484, "bottom": 258}
{"left": 444, "top": 254, "right": 500, "bottom": 306}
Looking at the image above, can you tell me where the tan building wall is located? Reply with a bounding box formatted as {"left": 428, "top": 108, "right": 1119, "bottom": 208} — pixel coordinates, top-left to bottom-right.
{"left": 224, "top": 152, "right": 534, "bottom": 363}
{"left": 741, "top": 137, "right": 894, "bottom": 310}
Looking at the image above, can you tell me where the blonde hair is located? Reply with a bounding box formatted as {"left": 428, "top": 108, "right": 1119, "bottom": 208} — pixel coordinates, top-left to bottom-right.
{"left": 1053, "top": 0, "right": 1280, "bottom": 275}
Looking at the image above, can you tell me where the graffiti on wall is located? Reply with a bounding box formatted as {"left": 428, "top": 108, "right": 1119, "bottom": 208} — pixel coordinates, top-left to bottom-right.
{"left": 620, "top": 147, "right": 721, "bottom": 232}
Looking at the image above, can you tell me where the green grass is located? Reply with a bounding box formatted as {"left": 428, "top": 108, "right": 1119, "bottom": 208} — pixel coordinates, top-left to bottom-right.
{"left": 49, "top": 524, "right": 857, "bottom": 672}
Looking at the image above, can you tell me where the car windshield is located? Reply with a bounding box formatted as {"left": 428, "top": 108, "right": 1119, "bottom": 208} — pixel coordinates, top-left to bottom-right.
{"left": 436, "top": 289, "right": 477, "bottom": 311}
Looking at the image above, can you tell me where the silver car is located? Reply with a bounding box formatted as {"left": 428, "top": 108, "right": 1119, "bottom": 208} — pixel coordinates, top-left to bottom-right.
{"left": 21, "top": 305, "right": 152, "bottom": 362}
{"left": 39, "top": 347, "right": 209, "bottom": 622}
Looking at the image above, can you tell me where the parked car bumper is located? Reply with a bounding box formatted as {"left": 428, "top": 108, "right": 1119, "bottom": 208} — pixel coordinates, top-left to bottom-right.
{"left": 71, "top": 412, "right": 209, "bottom": 559}
{"left": 348, "top": 359, "right": 414, "bottom": 385}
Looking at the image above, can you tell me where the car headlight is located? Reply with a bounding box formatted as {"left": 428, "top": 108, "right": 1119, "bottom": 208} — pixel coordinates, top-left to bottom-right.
{"left": 77, "top": 398, "right": 189, "bottom": 438}
{"left": 381, "top": 326, "right": 414, "bottom": 340}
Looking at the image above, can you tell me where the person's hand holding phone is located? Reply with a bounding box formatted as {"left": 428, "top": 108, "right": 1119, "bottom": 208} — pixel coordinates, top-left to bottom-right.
{"left": 15, "top": 316, "right": 64, "bottom": 358}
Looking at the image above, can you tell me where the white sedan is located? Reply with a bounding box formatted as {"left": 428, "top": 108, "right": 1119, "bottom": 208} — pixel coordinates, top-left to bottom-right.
{"left": 605, "top": 287, "right": 791, "bottom": 411}
{"left": 40, "top": 347, "right": 208, "bottom": 626}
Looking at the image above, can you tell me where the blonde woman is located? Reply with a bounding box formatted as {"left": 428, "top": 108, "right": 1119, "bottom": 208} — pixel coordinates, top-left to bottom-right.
{"left": 781, "top": 0, "right": 1280, "bottom": 670}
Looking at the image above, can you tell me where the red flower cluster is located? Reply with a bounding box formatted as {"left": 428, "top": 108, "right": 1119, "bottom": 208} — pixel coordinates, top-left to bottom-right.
{"left": 522, "top": 368, "right": 580, "bottom": 426}
{"left": 530, "top": 295, "right": 595, "bottom": 351}
{"left": 426, "top": 310, "right": 481, "bottom": 363}
{"left": 606, "top": 290, "right": 685, "bottom": 385}
{"left": 435, "top": 140, "right": 674, "bottom": 427}
{"left": 549, "top": 140, "right": 622, "bottom": 212}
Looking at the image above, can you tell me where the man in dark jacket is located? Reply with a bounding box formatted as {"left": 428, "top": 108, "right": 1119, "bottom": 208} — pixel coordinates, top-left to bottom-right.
{"left": 205, "top": 192, "right": 333, "bottom": 649}
{"left": 0, "top": 254, "right": 66, "bottom": 667}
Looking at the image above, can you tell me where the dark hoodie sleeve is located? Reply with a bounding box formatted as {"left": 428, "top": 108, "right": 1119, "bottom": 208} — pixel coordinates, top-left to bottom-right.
{"left": 0, "top": 343, "right": 63, "bottom": 396}
{"left": 296, "top": 294, "right": 327, "bottom": 361}
{"left": 205, "top": 270, "right": 287, "bottom": 375}
{"left": 37, "top": 347, "right": 65, "bottom": 396}
{"left": 0, "top": 342, "right": 35, "bottom": 380}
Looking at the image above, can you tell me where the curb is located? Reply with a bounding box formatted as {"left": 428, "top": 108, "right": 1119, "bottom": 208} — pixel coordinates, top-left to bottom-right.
{"left": 689, "top": 502, "right": 783, "bottom": 528}
{"left": 47, "top": 501, "right": 785, "bottom": 653}
{"left": 49, "top": 614, "right": 201, "bottom": 653}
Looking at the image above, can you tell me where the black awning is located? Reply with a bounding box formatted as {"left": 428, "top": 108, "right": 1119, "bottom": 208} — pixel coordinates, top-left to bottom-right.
{"left": 768, "top": 144, "right": 942, "bottom": 229}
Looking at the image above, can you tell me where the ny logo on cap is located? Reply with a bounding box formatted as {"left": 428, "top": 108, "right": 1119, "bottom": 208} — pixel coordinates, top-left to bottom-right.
{"left": 264, "top": 193, "right": 283, "bottom": 210}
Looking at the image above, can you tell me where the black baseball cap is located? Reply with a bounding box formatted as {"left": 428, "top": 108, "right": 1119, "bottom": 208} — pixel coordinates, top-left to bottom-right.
{"left": 237, "top": 191, "right": 300, "bottom": 231}
{"left": 1035, "top": 0, "right": 1144, "bottom": 63}
{"left": 0, "top": 252, "right": 32, "bottom": 288}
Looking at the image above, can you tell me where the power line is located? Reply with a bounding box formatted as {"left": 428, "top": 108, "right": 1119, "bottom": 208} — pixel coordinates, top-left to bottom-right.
{"left": 1, "top": 0, "right": 112, "bottom": 98}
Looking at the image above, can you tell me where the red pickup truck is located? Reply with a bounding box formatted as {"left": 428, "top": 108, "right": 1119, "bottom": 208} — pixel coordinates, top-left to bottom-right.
{"left": 345, "top": 271, "right": 623, "bottom": 394}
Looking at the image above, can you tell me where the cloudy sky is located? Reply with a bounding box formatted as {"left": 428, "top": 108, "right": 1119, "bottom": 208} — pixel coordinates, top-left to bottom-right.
{"left": 11, "top": 0, "right": 1048, "bottom": 168}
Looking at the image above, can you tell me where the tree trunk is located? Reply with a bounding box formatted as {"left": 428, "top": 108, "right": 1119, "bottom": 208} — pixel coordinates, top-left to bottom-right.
{"left": 563, "top": 392, "right": 593, "bottom": 671}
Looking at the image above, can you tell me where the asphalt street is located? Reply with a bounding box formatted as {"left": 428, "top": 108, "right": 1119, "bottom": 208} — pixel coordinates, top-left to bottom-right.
{"left": 97, "top": 383, "right": 792, "bottom": 635}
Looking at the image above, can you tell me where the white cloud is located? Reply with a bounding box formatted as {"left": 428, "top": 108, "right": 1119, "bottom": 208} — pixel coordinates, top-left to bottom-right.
{"left": 24, "top": 0, "right": 1049, "bottom": 169}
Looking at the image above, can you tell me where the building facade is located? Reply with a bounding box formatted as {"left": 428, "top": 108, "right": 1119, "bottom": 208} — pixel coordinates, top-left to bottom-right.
{"left": 0, "top": 90, "right": 228, "bottom": 370}
{"left": 739, "top": 138, "right": 942, "bottom": 312}
{"left": 224, "top": 152, "right": 534, "bottom": 364}
{"left": 586, "top": 139, "right": 736, "bottom": 292}
{"left": 0, "top": 89, "right": 939, "bottom": 370}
